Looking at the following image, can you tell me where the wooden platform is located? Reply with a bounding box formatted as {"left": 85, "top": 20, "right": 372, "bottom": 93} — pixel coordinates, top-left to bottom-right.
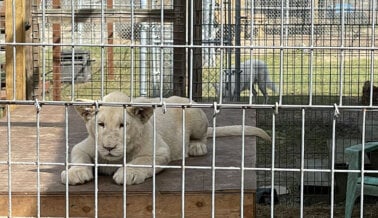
{"left": 0, "top": 105, "right": 258, "bottom": 217}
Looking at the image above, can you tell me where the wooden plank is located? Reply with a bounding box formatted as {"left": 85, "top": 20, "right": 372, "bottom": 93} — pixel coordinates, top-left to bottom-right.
{"left": 5, "top": 0, "right": 26, "bottom": 101}
{"left": 0, "top": 106, "right": 258, "bottom": 190}
{"left": 0, "top": 106, "right": 258, "bottom": 217}
{"left": 0, "top": 192, "right": 255, "bottom": 217}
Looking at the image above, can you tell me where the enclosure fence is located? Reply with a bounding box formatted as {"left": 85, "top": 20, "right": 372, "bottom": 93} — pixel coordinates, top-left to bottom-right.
{"left": 0, "top": 0, "right": 378, "bottom": 217}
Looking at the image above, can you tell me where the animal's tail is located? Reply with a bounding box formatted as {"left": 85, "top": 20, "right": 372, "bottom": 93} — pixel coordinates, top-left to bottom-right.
{"left": 207, "top": 125, "right": 271, "bottom": 142}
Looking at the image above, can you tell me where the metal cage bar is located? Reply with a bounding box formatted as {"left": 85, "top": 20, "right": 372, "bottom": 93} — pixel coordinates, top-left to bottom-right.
{"left": 1, "top": 0, "right": 378, "bottom": 217}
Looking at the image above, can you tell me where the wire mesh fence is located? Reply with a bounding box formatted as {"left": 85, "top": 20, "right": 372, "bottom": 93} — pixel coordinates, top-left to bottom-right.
{"left": 0, "top": 0, "right": 378, "bottom": 217}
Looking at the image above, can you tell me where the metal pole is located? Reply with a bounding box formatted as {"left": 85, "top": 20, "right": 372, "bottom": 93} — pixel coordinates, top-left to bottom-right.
{"left": 203, "top": 0, "right": 216, "bottom": 67}
{"left": 140, "top": 0, "right": 148, "bottom": 97}
{"left": 226, "top": 0, "right": 232, "bottom": 100}
{"left": 234, "top": 0, "right": 241, "bottom": 101}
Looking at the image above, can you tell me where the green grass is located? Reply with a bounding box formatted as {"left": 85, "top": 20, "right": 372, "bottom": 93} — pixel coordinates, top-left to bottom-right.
{"left": 43, "top": 46, "right": 141, "bottom": 100}
{"left": 41, "top": 47, "right": 378, "bottom": 103}
{"left": 203, "top": 50, "right": 378, "bottom": 104}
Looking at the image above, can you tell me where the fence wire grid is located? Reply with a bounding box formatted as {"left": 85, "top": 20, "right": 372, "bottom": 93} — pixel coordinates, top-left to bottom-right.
{"left": 0, "top": 0, "right": 378, "bottom": 217}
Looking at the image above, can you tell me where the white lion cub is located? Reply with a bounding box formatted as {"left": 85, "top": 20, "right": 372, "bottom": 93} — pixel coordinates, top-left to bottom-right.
{"left": 61, "top": 91, "right": 271, "bottom": 185}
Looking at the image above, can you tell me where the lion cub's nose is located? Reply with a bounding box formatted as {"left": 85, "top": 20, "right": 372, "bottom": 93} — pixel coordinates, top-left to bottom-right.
{"left": 104, "top": 145, "right": 116, "bottom": 151}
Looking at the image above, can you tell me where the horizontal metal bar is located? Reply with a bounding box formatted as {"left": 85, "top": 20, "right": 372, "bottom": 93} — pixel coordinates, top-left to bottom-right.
{"left": 3, "top": 100, "right": 378, "bottom": 110}
{"left": 1, "top": 161, "right": 375, "bottom": 174}
{"left": 0, "top": 41, "right": 377, "bottom": 51}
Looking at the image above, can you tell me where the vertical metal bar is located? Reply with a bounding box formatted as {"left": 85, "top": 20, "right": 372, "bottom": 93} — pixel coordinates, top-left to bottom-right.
{"left": 248, "top": 59, "right": 254, "bottom": 104}
{"left": 278, "top": 0, "right": 285, "bottom": 105}
{"left": 94, "top": 101, "right": 99, "bottom": 218}
{"left": 219, "top": 51, "right": 224, "bottom": 104}
{"left": 122, "top": 106, "right": 127, "bottom": 218}
{"left": 226, "top": 0, "right": 232, "bottom": 100}
{"left": 181, "top": 107, "right": 186, "bottom": 217}
{"left": 308, "top": 0, "right": 315, "bottom": 105}
{"left": 300, "top": 108, "right": 305, "bottom": 217}
{"left": 211, "top": 104, "right": 217, "bottom": 218}
{"left": 152, "top": 107, "right": 157, "bottom": 218}
{"left": 359, "top": 109, "right": 366, "bottom": 218}
{"left": 64, "top": 105, "right": 70, "bottom": 217}
{"left": 159, "top": 46, "right": 164, "bottom": 99}
{"left": 100, "top": 0, "right": 105, "bottom": 99}
{"left": 369, "top": 0, "right": 377, "bottom": 106}
{"left": 284, "top": 0, "right": 289, "bottom": 46}
{"left": 130, "top": 0, "right": 135, "bottom": 99}
{"left": 330, "top": 107, "right": 338, "bottom": 217}
{"left": 70, "top": 0, "right": 75, "bottom": 100}
{"left": 234, "top": 0, "right": 241, "bottom": 101}
{"left": 188, "top": 1, "right": 194, "bottom": 101}
{"left": 338, "top": 0, "right": 346, "bottom": 106}
{"left": 218, "top": 1, "right": 225, "bottom": 105}
{"left": 278, "top": 51, "right": 283, "bottom": 105}
{"left": 7, "top": 105, "right": 12, "bottom": 217}
{"left": 270, "top": 111, "right": 276, "bottom": 218}
{"left": 159, "top": 0, "right": 164, "bottom": 100}
{"left": 11, "top": 0, "right": 16, "bottom": 100}
{"left": 248, "top": 1, "right": 255, "bottom": 105}
{"left": 240, "top": 109, "right": 246, "bottom": 217}
{"left": 36, "top": 105, "right": 41, "bottom": 217}
{"left": 41, "top": 0, "right": 47, "bottom": 101}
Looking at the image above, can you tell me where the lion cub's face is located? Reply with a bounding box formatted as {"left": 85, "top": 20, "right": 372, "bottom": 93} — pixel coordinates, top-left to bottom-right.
{"left": 75, "top": 93, "right": 153, "bottom": 161}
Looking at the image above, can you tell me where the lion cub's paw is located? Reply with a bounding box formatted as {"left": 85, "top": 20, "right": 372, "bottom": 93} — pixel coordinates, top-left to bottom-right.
{"left": 113, "top": 167, "right": 148, "bottom": 185}
{"left": 61, "top": 166, "right": 93, "bottom": 185}
{"left": 189, "top": 142, "right": 208, "bottom": 156}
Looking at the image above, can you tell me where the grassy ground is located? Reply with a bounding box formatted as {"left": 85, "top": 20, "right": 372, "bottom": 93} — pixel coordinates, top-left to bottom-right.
{"left": 38, "top": 47, "right": 378, "bottom": 102}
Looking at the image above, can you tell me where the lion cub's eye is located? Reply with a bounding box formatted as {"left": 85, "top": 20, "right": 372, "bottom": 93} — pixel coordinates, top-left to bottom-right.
{"left": 98, "top": 122, "right": 105, "bottom": 127}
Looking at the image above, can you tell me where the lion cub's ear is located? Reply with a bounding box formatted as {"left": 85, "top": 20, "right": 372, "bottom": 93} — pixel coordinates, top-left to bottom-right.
{"left": 127, "top": 106, "right": 154, "bottom": 123}
{"left": 74, "top": 99, "right": 96, "bottom": 122}
{"left": 75, "top": 105, "right": 96, "bottom": 122}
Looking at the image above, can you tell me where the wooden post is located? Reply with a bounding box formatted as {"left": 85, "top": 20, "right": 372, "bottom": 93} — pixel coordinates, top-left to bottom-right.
{"left": 173, "top": 0, "right": 186, "bottom": 97}
{"left": 52, "top": 0, "right": 61, "bottom": 101}
{"left": 189, "top": 0, "right": 202, "bottom": 100}
{"left": 31, "top": 1, "right": 42, "bottom": 98}
{"left": 25, "top": 0, "right": 33, "bottom": 99}
{"left": 107, "top": 0, "right": 114, "bottom": 80}
{"left": 5, "top": 0, "right": 26, "bottom": 101}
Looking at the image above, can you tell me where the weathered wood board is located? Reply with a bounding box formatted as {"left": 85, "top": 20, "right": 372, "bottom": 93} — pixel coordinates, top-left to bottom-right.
{"left": 0, "top": 105, "right": 258, "bottom": 217}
